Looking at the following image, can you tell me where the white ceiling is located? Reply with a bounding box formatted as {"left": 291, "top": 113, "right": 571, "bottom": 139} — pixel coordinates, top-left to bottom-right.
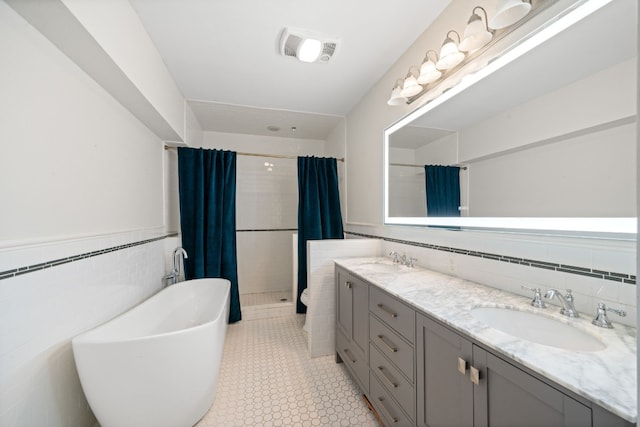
{"left": 129, "top": 0, "right": 451, "bottom": 139}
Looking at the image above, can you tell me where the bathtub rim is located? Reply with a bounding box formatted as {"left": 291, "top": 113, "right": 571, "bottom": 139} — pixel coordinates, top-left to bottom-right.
{"left": 72, "top": 278, "right": 230, "bottom": 346}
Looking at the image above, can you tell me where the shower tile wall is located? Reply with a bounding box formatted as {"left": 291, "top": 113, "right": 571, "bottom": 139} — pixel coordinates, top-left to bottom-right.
{"left": 236, "top": 155, "right": 298, "bottom": 295}
{"left": 0, "top": 231, "right": 174, "bottom": 427}
{"left": 203, "top": 133, "right": 325, "bottom": 297}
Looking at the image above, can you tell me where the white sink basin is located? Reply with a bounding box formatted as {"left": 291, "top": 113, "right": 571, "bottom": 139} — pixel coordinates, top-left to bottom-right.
{"left": 471, "top": 307, "right": 606, "bottom": 352}
{"left": 359, "top": 262, "right": 407, "bottom": 273}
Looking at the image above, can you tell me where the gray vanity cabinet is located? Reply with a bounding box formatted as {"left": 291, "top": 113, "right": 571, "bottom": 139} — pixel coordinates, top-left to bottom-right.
{"left": 335, "top": 266, "right": 369, "bottom": 392}
{"left": 417, "top": 313, "right": 603, "bottom": 427}
{"left": 335, "top": 265, "right": 633, "bottom": 427}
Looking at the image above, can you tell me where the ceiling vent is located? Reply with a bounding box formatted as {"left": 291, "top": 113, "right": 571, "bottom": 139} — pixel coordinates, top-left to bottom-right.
{"left": 279, "top": 28, "right": 338, "bottom": 63}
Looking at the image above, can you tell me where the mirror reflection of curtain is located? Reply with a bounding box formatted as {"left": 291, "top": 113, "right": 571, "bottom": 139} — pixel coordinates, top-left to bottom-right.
{"left": 424, "top": 165, "right": 461, "bottom": 217}
{"left": 178, "top": 147, "right": 241, "bottom": 323}
{"left": 297, "top": 156, "right": 344, "bottom": 314}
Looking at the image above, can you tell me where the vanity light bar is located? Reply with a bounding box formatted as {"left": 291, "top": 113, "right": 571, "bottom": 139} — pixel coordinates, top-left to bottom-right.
{"left": 387, "top": 0, "right": 605, "bottom": 106}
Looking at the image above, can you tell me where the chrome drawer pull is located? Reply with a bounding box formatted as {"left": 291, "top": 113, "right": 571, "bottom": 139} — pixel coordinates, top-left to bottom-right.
{"left": 376, "top": 335, "right": 398, "bottom": 353}
{"left": 345, "top": 281, "right": 352, "bottom": 289}
{"left": 343, "top": 348, "right": 356, "bottom": 364}
{"left": 377, "top": 303, "right": 398, "bottom": 318}
{"left": 377, "top": 366, "right": 398, "bottom": 388}
{"left": 377, "top": 397, "right": 399, "bottom": 423}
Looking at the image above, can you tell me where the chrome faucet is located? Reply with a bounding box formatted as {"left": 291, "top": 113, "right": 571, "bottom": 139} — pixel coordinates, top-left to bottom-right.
{"left": 164, "top": 247, "right": 188, "bottom": 285}
{"left": 401, "top": 254, "right": 417, "bottom": 268}
{"left": 544, "top": 288, "right": 579, "bottom": 317}
{"left": 389, "top": 251, "right": 417, "bottom": 267}
{"left": 521, "top": 285, "right": 546, "bottom": 308}
{"left": 592, "top": 302, "right": 626, "bottom": 328}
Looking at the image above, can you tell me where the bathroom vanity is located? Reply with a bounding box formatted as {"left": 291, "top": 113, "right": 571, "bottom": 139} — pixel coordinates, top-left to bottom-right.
{"left": 335, "top": 258, "right": 636, "bottom": 427}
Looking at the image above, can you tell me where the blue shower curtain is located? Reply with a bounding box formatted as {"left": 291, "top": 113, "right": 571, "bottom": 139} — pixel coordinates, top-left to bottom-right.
{"left": 178, "top": 147, "right": 241, "bottom": 323}
{"left": 425, "top": 165, "right": 461, "bottom": 217}
{"left": 297, "top": 156, "right": 344, "bottom": 314}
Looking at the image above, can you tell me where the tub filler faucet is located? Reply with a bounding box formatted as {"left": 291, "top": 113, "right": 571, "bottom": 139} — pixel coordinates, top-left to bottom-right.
{"left": 164, "top": 247, "right": 188, "bottom": 285}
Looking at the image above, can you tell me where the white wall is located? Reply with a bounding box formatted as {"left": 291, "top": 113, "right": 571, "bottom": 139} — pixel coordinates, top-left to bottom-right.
{"left": 0, "top": 3, "right": 174, "bottom": 426}
{"left": 0, "top": 2, "right": 164, "bottom": 244}
{"left": 60, "top": 0, "right": 186, "bottom": 140}
{"left": 325, "top": 118, "right": 347, "bottom": 221}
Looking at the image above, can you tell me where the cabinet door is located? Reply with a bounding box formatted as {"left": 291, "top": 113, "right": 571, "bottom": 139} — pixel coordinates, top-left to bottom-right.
{"left": 416, "top": 314, "right": 473, "bottom": 427}
{"left": 351, "top": 274, "right": 369, "bottom": 356}
{"left": 472, "top": 347, "right": 591, "bottom": 427}
{"left": 335, "top": 266, "right": 353, "bottom": 339}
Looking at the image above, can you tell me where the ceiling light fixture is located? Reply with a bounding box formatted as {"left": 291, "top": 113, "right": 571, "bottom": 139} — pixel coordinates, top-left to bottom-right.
{"left": 298, "top": 38, "right": 323, "bottom": 63}
{"left": 489, "top": 0, "right": 532, "bottom": 30}
{"left": 460, "top": 7, "right": 493, "bottom": 52}
{"left": 436, "top": 30, "right": 465, "bottom": 70}
{"left": 280, "top": 28, "right": 338, "bottom": 63}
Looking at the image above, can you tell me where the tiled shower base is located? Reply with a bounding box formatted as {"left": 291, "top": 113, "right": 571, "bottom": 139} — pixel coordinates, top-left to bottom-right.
{"left": 240, "top": 290, "right": 293, "bottom": 306}
{"left": 240, "top": 291, "right": 296, "bottom": 320}
{"left": 196, "top": 313, "right": 380, "bottom": 426}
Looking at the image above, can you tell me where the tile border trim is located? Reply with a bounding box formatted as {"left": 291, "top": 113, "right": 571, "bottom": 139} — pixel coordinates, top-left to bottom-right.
{"left": 345, "top": 231, "right": 636, "bottom": 285}
{"left": 0, "top": 233, "right": 179, "bottom": 281}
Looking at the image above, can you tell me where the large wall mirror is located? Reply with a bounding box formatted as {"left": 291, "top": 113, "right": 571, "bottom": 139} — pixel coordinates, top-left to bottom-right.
{"left": 384, "top": 0, "right": 637, "bottom": 236}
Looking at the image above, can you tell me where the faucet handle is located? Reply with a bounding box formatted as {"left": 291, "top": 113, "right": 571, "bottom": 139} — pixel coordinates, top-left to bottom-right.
{"left": 407, "top": 256, "right": 417, "bottom": 268}
{"left": 389, "top": 251, "right": 400, "bottom": 264}
{"left": 592, "top": 302, "right": 626, "bottom": 329}
{"left": 521, "top": 285, "right": 546, "bottom": 308}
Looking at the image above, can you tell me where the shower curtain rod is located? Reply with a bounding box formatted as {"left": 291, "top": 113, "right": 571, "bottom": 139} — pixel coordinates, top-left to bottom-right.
{"left": 164, "top": 145, "right": 344, "bottom": 162}
{"left": 390, "top": 162, "right": 467, "bottom": 170}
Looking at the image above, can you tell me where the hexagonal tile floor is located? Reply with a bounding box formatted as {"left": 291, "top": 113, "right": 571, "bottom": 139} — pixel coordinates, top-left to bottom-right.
{"left": 196, "top": 313, "right": 380, "bottom": 426}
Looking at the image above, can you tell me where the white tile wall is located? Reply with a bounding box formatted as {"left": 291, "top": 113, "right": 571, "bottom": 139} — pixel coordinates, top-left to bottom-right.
{"left": 236, "top": 156, "right": 298, "bottom": 231}
{"left": 237, "top": 231, "right": 294, "bottom": 295}
{"left": 0, "top": 229, "right": 173, "bottom": 427}
{"left": 345, "top": 224, "right": 636, "bottom": 328}
{"left": 306, "top": 238, "right": 380, "bottom": 358}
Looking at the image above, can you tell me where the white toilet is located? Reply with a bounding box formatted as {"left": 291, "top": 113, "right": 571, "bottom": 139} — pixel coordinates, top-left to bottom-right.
{"left": 300, "top": 288, "right": 310, "bottom": 332}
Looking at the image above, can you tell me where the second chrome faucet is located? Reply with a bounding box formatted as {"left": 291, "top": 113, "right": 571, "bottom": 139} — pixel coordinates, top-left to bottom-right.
{"left": 521, "top": 285, "right": 579, "bottom": 318}
{"left": 389, "top": 251, "right": 417, "bottom": 268}
{"left": 544, "top": 288, "right": 579, "bottom": 318}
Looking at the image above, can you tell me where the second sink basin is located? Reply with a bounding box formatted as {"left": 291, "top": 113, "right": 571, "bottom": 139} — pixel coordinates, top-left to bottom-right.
{"left": 471, "top": 307, "right": 606, "bottom": 352}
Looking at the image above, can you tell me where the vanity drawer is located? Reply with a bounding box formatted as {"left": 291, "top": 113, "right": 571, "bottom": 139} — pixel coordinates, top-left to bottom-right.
{"left": 370, "top": 315, "right": 414, "bottom": 382}
{"left": 369, "top": 373, "right": 413, "bottom": 427}
{"left": 336, "top": 329, "right": 369, "bottom": 391}
{"left": 369, "top": 286, "right": 415, "bottom": 342}
{"left": 370, "top": 342, "right": 415, "bottom": 421}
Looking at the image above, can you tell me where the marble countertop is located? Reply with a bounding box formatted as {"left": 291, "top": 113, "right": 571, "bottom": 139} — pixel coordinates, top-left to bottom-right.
{"left": 334, "top": 257, "right": 637, "bottom": 423}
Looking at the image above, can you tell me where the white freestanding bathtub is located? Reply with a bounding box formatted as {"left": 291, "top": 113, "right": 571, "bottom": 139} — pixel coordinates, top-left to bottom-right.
{"left": 72, "top": 278, "right": 230, "bottom": 427}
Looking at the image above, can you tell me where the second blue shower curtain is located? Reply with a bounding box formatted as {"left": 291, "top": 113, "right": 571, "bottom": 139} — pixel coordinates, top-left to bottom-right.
{"left": 297, "top": 156, "right": 344, "bottom": 314}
